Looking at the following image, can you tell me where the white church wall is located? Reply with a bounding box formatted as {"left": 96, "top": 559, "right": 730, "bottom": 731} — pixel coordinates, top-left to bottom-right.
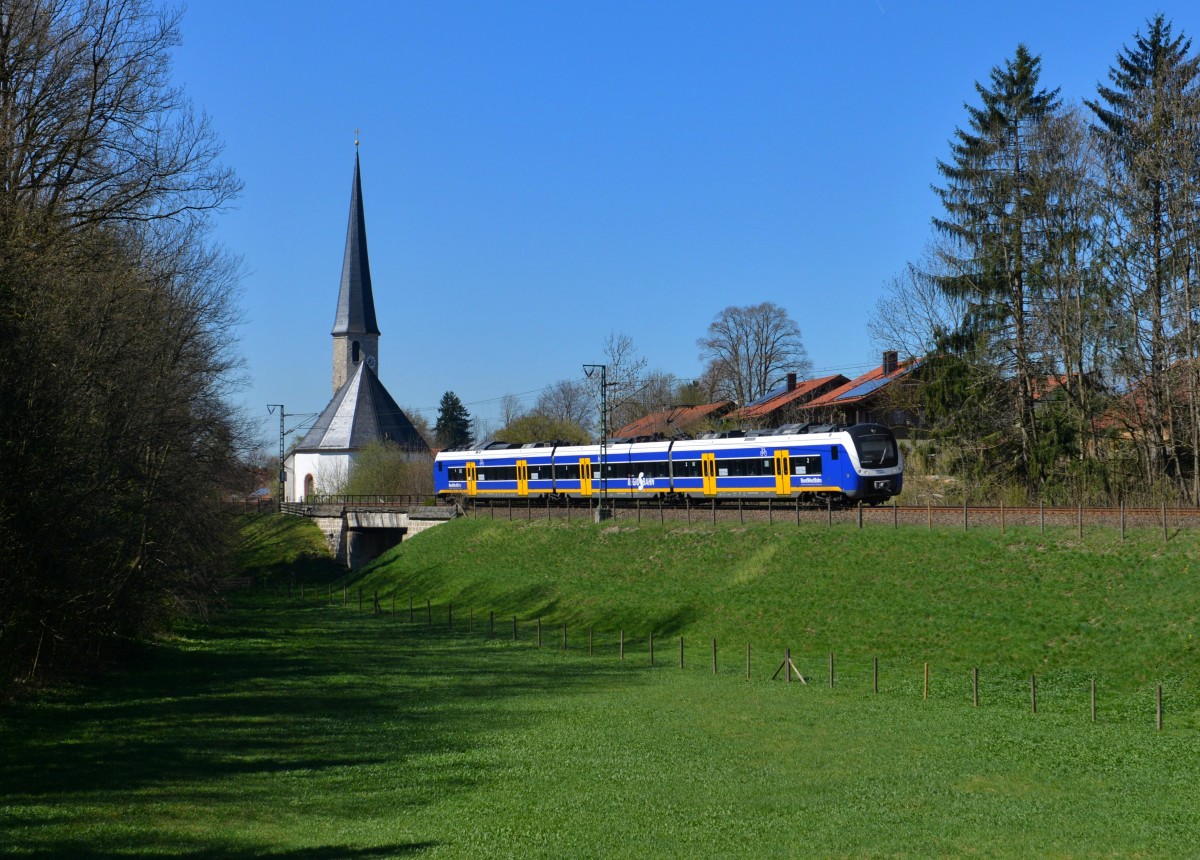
{"left": 286, "top": 451, "right": 354, "bottom": 501}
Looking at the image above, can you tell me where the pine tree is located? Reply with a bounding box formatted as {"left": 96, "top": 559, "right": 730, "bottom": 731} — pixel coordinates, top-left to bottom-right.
{"left": 434, "top": 391, "right": 473, "bottom": 449}
{"left": 932, "top": 44, "right": 1064, "bottom": 489}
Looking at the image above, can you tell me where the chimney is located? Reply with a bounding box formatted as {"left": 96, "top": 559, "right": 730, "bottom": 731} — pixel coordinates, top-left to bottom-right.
{"left": 883, "top": 351, "right": 898, "bottom": 376}
{"left": 787, "top": 372, "right": 797, "bottom": 392}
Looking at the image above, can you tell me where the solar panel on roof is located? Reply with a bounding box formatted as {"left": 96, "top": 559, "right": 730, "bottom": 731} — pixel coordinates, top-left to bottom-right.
{"left": 742, "top": 384, "right": 788, "bottom": 409}
{"left": 836, "top": 376, "right": 891, "bottom": 401}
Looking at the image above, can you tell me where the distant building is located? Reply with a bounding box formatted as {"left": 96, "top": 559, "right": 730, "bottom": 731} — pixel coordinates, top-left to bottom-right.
{"left": 611, "top": 401, "right": 735, "bottom": 439}
{"left": 284, "top": 151, "right": 429, "bottom": 501}
{"left": 734, "top": 372, "right": 848, "bottom": 426}
{"left": 796, "top": 351, "right": 923, "bottom": 433}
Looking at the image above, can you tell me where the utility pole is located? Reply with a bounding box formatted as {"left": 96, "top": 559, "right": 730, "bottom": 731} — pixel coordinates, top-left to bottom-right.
{"left": 583, "top": 364, "right": 610, "bottom": 519}
{"left": 267, "top": 405, "right": 286, "bottom": 511}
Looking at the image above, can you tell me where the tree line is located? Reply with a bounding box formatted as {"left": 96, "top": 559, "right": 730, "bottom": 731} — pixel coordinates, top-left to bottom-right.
{"left": 0, "top": 0, "right": 244, "bottom": 687}
{"left": 873, "top": 15, "right": 1200, "bottom": 504}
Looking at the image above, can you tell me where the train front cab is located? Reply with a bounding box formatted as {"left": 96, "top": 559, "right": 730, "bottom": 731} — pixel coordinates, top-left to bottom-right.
{"left": 841, "top": 424, "right": 903, "bottom": 502}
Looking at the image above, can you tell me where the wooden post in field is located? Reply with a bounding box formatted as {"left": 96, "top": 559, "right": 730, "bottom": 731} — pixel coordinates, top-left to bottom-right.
{"left": 1000, "top": 501, "right": 1005, "bottom": 534}
{"left": 1120, "top": 501, "right": 1126, "bottom": 542}
{"left": 1091, "top": 677, "right": 1097, "bottom": 723}
{"left": 679, "top": 636, "right": 684, "bottom": 669}
{"left": 827, "top": 498, "right": 833, "bottom": 528}
{"left": 712, "top": 499, "right": 717, "bottom": 525}
{"left": 343, "top": 584, "right": 347, "bottom": 606}
{"left": 373, "top": 590, "right": 379, "bottom": 615}
{"left": 511, "top": 615, "right": 518, "bottom": 641}
{"left": 537, "top": 618, "right": 542, "bottom": 648}
{"left": 1157, "top": 684, "right": 1163, "bottom": 732}
{"left": 426, "top": 599, "right": 431, "bottom": 624}
{"left": 927, "top": 502, "right": 932, "bottom": 531}
{"left": 358, "top": 588, "right": 362, "bottom": 611}
{"left": 924, "top": 662, "right": 929, "bottom": 700}
{"left": 1040, "top": 501, "right": 1045, "bottom": 535}
{"left": 563, "top": 622, "right": 568, "bottom": 650}
{"left": 1031, "top": 674, "right": 1037, "bottom": 714}
{"left": 785, "top": 649, "right": 792, "bottom": 684}
{"left": 769, "top": 498, "right": 773, "bottom": 525}
{"left": 589, "top": 625, "right": 594, "bottom": 655}
{"left": 739, "top": 498, "right": 743, "bottom": 525}
{"left": 1162, "top": 502, "right": 1168, "bottom": 542}
{"left": 963, "top": 501, "right": 968, "bottom": 532}
{"left": 893, "top": 501, "right": 898, "bottom": 529}
{"left": 488, "top": 610, "right": 494, "bottom": 638}
{"left": 973, "top": 667, "right": 979, "bottom": 707}
{"left": 712, "top": 638, "right": 718, "bottom": 674}
{"left": 391, "top": 594, "right": 395, "bottom": 616}
{"left": 1078, "top": 503, "right": 1083, "bottom": 539}
{"left": 873, "top": 657, "right": 878, "bottom": 694}
{"left": 659, "top": 497, "right": 664, "bottom": 525}
{"left": 637, "top": 499, "right": 641, "bottom": 524}
{"left": 409, "top": 596, "right": 414, "bottom": 622}
{"left": 620, "top": 629, "right": 625, "bottom": 660}
{"left": 858, "top": 501, "right": 863, "bottom": 530}
{"left": 650, "top": 631, "right": 655, "bottom": 666}
{"left": 796, "top": 497, "right": 800, "bottom": 527}
{"left": 469, "top": 608, "right": 474, "bottom": 634}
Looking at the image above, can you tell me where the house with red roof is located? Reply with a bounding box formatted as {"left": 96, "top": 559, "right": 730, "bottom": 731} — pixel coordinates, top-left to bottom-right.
{"left": 795, "top": 351, "right": 923, "bottom": 433}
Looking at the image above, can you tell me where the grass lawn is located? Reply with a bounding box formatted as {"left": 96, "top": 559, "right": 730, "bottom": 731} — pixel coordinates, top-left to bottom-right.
{"left": 3, "top": 515, "right": 1200, "bottom": 857}
{"left": 2, "top": 594, "right": 1199, "bottom": 857}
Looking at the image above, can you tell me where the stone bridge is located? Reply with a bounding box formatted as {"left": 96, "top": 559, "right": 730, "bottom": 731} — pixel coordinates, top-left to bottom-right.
{"left": 281, "top": 501, "right": 458, "bottom": 570}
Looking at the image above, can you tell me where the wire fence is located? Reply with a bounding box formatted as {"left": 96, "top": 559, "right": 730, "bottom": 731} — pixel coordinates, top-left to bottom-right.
{"left": 257, "top": 584, "right": 1183, "bottom": 733}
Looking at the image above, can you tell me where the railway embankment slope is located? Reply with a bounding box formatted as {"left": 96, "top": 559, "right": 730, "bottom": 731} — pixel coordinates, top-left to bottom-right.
{"left": 354, "top": 516, "right": 1200, "bottom": 695}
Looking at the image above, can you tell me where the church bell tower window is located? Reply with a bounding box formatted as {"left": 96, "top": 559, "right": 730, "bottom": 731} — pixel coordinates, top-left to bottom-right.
{"left": 352, "top": 341, "right": 360, "bottom": 363}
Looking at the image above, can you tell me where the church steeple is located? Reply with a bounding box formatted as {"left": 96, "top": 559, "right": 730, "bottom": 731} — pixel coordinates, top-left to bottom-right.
{"left": 331, "top": 148, "right": 380, "bottom": 393}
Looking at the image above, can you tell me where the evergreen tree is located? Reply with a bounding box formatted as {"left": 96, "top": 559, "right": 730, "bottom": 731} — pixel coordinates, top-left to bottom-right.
{"left": 434, "top": 391, "right": 473, "bottom": 448}
{"left": 932, "top": 44, "right": 1065, "bottom": 488}
{"left": 1086, "top": 16, "right": 1200, "bottom": 498}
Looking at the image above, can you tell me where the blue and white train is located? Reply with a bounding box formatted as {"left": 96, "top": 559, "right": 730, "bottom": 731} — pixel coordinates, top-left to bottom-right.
{"left": 433, "top": 423, "right": 902, "bottom": 505}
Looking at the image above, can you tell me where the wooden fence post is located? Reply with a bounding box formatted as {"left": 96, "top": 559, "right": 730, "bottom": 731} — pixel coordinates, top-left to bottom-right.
{"left": 489, "top": 610, "right": 494, "bottom": 638}
{"left": 358, "top": 587, "right": 362, "bottom": 611}
{"left": 620, "top": 628, "right": 624, "bottom": 660}
{"left": 927, "top": 502, "right": 931, "bottom": 531}
{"left": 1120, "top": 501, "right": 1126, "bottom": 542}
{"left": 426, "top": 599, "right": 431, "bottom": 624}
{"left": 563, "top": 622, "right": 568, "bottom": 650}
{"left": 1078, "top": 503, "right": 1083, "bottom": 539}
{"left": 963, "top": 501, "right": 968, "bottom": 532}
{"left": 409, "top": 595, "right": 414, "bottom": 622}
{"left": 1162, "top": 502, "right": 1168, "bottom": 542}
{"left": 1040, "top": 501, "right": 1045, "bottom": 535}
{"left": 712, "top": 638, "right": 718, "bottom": 674}
{"left": 1000, "top": 501, "right": 1005, "bottom": 534}
{"left": 858, "top": 501, "right": 863, "bottom": 530}
{"left": 537, "top": 618, "right": 542, "bottom": 648}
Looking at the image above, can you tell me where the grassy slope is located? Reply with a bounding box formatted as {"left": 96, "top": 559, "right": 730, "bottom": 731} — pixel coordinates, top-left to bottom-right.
{"left": 357, "top": 517, "right": 1200, "bottom": 696}
{"left": 5, "top": 514, "right": 1200, "bottom": 857}
{"left": 229, "top": 512, "right": 343, "bottom": 584}
{"left": 3, "top": 599, "right": 1198, "bottom": 858}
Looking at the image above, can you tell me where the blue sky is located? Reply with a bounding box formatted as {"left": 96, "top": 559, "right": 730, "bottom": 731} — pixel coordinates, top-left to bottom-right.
{"left": 170, "top": 2, "right": 1200, "bottom": 447}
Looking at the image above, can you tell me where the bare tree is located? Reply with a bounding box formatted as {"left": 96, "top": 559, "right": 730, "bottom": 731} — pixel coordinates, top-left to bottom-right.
{"left": 697, "top": 302, "right": 811, "bottom": 405}
{"left": 536, "top": 379, "right": 594, "bottom": 434}
{"left": 499, "top": 393, "right": 526, "bottom": 427}
{"left": 0, "top": 0, "right": 243, "bottom": 685}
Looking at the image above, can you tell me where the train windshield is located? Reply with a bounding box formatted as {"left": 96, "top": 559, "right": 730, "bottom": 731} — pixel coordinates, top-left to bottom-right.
{"left": 848, "top": 425, "right": 899, "bottom": 469}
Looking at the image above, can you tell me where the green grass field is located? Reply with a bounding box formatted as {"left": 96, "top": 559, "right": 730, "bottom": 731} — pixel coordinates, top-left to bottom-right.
{"left": 3, "top": 514, "right": 1200, "bottom": 857}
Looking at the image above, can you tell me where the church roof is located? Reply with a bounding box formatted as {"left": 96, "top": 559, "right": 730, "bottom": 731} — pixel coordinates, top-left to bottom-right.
{"left": 295, "top": 362, "right": 428, "bottom": 452}
{"left": 332, "top": 151, "right": 380, "bottom": 336}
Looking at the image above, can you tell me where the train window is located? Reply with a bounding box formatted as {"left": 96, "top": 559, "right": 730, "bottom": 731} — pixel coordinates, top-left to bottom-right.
{"left": 798, "top": 455, "right": 822, "bottom": 475}
{"left": 448, "top": 467, "right": 466, "bottom": 481}
{"left": 831, "top": 446, "right": 839, "bottom": 460}
{"left": 855, "top": 433, "right": 898, "bottom": 468}
{"left": 529, "top": 471, "right": 539, "bottom": 480}
{"left": 437, "top": 462, "right": 444, "bottom": 472}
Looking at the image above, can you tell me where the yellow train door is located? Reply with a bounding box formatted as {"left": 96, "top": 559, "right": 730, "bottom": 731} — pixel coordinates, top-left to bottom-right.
{"left": 702, "top": 453, "right": 717, "bottom": 496}
{"left": 580, "top": 458, "right": 593, "bottom": 496}
{"left": 517, "top": 460, "right": 529, "bottom": 497}
{"left": 774, "top": 450, "right": 791, "bottom": 496}
{"left": 466, "top": 461, "right": 478, "bottom": 496}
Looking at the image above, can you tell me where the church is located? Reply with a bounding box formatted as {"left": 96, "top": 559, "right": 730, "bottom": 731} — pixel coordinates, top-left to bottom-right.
{"left": 284, "top": 150, "right": 430, "bottom": 502}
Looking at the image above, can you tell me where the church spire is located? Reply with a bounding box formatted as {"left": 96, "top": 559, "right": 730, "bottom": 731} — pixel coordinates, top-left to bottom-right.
{"left": 331, "top": 147, "right": 381, "bottom": 394}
